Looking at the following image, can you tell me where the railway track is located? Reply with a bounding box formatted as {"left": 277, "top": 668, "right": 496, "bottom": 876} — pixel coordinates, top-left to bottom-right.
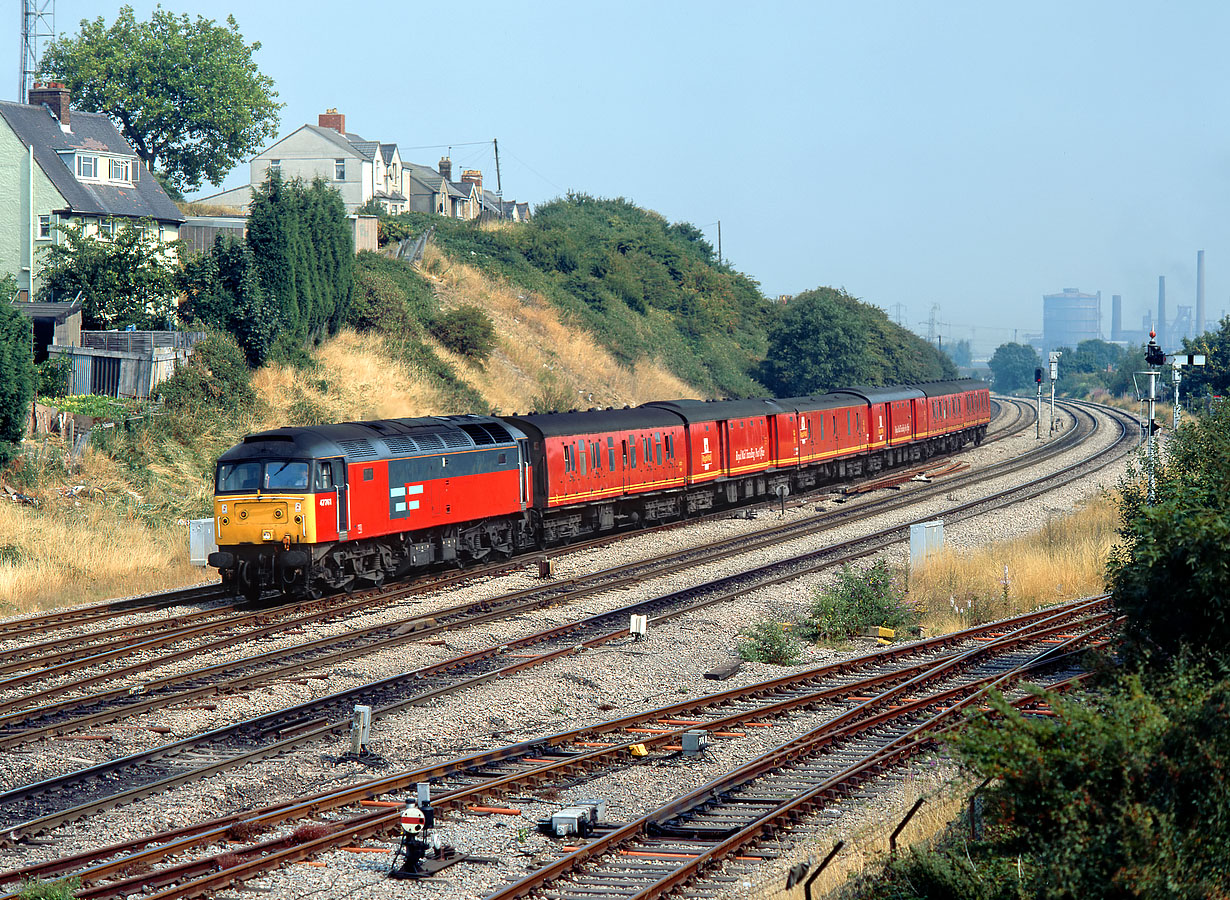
{"left": 0, "top": 396, "right": 1035, "bottom": 654}
{"left": 0, "top": 399, "right": 1043, "bottom": 731}
{"left": 0, "top": 598, "right": 1112, "bottom": 899}
{"left": 0, "top": 400, "right": 1134, "bottom": 845}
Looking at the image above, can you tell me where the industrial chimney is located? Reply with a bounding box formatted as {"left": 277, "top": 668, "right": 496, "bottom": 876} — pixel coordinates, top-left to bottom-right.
{"left": 1111, "top": 295, "right": 1122, "bottom": 342}
{"left": 1157, "top": 275, "right": 1167, "bottom": 348}
{"left": 1196, "top": 250, "right": 1206, "bottom": 335}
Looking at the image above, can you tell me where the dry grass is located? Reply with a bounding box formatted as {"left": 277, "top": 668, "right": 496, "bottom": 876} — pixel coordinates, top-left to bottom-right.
{"left": 0, "top": 490, "right": 211, "bottom": 614}
{"left": 253, "top": 329, "right": 449, "bottom": 425}
{"left": 910, "top": 495, "right": 1119, "bottom": 635}
{"left": 419, "top": 244, "right": 697, "bottom": 413}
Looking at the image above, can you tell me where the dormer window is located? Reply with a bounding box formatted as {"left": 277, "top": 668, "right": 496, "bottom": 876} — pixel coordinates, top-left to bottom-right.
{"left": 77, "top": 154, "right": 98, "bottom": 178}
{"left": 109, "top": 158, "right": 131, "bottom": 181}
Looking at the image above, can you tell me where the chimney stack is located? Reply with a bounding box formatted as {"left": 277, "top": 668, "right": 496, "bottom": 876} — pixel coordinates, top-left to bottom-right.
{"left": 1196, "top": 250, "right": 1206, "bottom": 335}
{"left": 461, "top": 169, "right": 483, "bottom": 194}
{"left": 28, "top": 82, "right": 70, "bottom": 127}
{"left": 438, "top": 157, "right": 453, "bottom": 181}
{"left": 318, "top": 108, "right": 345, "bottom": 133}
{"left": 1157, "top": 275, "right": 1167, "bottom": 348}
{"left": 1111, "top": 294, "right": 1122, "bottom": 342}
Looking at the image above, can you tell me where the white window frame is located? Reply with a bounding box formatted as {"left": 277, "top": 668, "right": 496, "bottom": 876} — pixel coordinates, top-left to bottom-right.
{"left": 77, "top": 154, "right": 98, "bottom": 179}
{"left": 335, "top": 158, "right": 346, "bottom": 180}
{"left": 108, "top": 158, "right": 132, "bottom": 182}
{"left": 37, "top": 215, "right": 51, "bottom": 239}
{"left": 269, "top": 159, "right": 281, "bottom": 176}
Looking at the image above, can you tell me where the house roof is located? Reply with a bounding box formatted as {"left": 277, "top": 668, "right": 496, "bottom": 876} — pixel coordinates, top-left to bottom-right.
{"left": 267, "top": 124, "right": 364, "bottom": 159}
{"left": 406, "top": 171, "right": 444, "bottom": 196}
{"left": 349, "top": 140, "right": 380, "bottom": 161}
{"left": 0, "top": 99, "right": 184, "bottom": 224}
{"left": 379, "top": 144, "right": 399, "bottom": 164}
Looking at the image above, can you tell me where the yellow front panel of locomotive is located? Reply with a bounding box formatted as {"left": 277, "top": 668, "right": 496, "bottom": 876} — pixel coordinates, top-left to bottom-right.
{"left": 214, "top": 495, "right": 314, "bottom": 545}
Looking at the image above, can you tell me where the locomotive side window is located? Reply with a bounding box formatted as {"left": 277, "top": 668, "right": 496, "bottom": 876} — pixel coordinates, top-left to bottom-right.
{"left": 608, "top": 437, "right": 616, "bottom": 470}
{"left": 498, "top": 452, "right": 507, "bottom": 465}
{"left": 363, "top": 467, "right": 374, "bottom": 481}
{"left": 629, "top": 435, "right": 637, "bottom": 468}
{"left": 316, "top": 463, "right": 334, "bottom": 490}
{"left": 654, "top": 432, "right": 662, "bottom": 465}
{"left": 217, "top": 461, "right": 261, "bottom": 493}
{"left": 563, "top": 444, "right": 572, "bottom": 472}
{"left": 578, "top": 441, "right": 587, "bottom": 476}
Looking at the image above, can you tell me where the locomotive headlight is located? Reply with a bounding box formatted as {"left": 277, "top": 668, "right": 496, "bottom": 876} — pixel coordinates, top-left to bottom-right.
{"left": 262, "top": 530, "right": 273, "bottom": 541}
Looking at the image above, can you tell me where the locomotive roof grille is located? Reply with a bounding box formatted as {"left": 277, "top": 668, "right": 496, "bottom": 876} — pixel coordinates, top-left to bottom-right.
{"left": 383, "top": 435, "right": 419, "bottom": 453}
{"left": 337, "top": 438, "right": 378, "bottom": 459}
{"left": 459, "top": 424, "right": 496, "bottom": 445}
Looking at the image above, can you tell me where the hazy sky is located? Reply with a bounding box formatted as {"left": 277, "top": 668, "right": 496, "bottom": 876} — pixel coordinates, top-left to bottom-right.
{"left": 10, "top": 1, "right": 1229, "bottom": 354}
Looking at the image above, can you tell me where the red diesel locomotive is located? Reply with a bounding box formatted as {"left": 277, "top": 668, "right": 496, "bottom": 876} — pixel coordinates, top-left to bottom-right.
{"left": 208, "top": 378, "right": 989, "bottom": 598}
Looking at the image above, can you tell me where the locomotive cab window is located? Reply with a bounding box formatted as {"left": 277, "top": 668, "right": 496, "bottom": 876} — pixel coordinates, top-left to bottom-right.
{"left": 217, "top": 461, "right": 261, "bottom": 493}
{"left": 266, "top": 460, "right": 310, "bottom": 491}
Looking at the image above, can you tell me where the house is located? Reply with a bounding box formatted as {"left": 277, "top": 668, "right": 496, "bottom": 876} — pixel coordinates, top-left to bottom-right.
{"left": 0, "top": 82, "right": 185, "bottom": 304}
{"left": 198, "top": 109, "right": 529, "bottom": 223}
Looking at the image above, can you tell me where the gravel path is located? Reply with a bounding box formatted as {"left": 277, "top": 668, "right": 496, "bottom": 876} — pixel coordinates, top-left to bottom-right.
{"left": 0, "top": 401, "right": 1139, "bottom": 898}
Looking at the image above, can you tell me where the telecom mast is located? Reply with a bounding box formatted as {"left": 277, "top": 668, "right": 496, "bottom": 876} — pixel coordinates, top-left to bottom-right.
{"left": 19, "top": 0, "right": 55, "bottom": 102}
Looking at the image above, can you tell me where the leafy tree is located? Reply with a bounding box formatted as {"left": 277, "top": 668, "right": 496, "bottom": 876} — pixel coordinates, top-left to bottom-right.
{"left": 938, "top": 666, "right": 1230, "bottom": 900}
{"left": 1179, "top": 315, "right": 1230, "bottom": 400}
{"left": 947, "top": 338, "right": 973, "bottom": 368}
{"left": 178, "top": 236, "right": 279, "bottom": 366}
{"left": 1065, "top": 338, "right": 1125, "bottom": 374}
{"left": 987, "top": 341, "right": 1041, "bottom": 392}
{"left": 756, "top": 287, "right": 955, "bottom": 396}
{"left": 0, "top": 280, "right": 36, "bottom": 465}
{"left": 1108, "top": 400, "right": 1230, "bottom": 669}
{"left": 246, "top": 173, "right": 353, "bottom": 359}
{"left": 38, "top": 5, "right": 281, "bottom": 192}
{"left": 37, "top": 222, "right": 178, "bottom": 330}
{"left": 157, "top": 331, "right": 255, "bottom": 418}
